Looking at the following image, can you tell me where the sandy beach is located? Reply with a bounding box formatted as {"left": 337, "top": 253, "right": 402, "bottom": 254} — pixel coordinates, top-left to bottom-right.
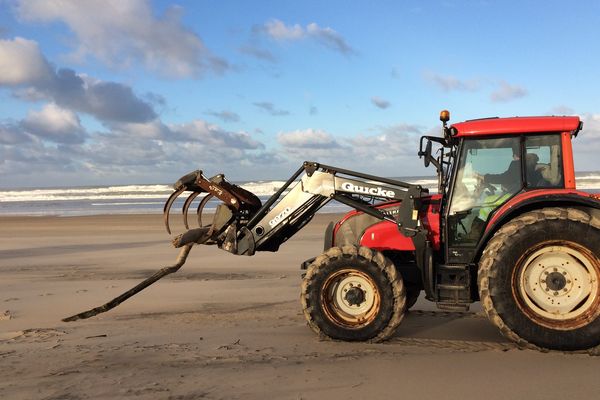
{"left": 1, "top": 213, "right": 599, "bottom": 399}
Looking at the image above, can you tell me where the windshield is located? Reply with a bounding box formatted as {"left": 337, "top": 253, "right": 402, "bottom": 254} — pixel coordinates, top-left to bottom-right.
{"left": 448, "top": 137, "right": 522, "bottom": 246}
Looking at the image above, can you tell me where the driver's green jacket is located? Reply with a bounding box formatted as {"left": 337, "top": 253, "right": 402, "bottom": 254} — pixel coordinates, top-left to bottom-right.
{"left": 478, "top": 193, "right": 512, "bottom": 220}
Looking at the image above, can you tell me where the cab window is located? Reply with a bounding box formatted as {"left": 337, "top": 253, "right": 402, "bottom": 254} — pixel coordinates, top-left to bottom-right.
{"left": 525, "top": 134, "right": 563, "bottom": 188}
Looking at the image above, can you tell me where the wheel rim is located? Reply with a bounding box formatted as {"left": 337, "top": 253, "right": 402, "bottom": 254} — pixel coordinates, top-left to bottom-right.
{"left": 515, "top": 241, "right": 600, "bottom": 330}
{"left": 321, "top": 268, "right": 381, "bottom": 329}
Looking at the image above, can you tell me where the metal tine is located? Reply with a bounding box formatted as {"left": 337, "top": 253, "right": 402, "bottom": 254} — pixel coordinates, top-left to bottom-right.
{"left": 182, "top": 192, "right": 201, "bottom": 229}
{"left": 197, "top": 193, "right": 214, "bottom": 227}
{"left": 163, "top": 187, "right": 186, "bottom": 234}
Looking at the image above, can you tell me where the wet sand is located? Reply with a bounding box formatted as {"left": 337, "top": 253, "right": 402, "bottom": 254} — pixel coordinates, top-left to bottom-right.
{"left": 1, "top": 214, "right": 599, "bottom": 399}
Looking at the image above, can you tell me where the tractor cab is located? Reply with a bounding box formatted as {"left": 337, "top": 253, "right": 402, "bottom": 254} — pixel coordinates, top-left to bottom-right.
{"left": 420, "top": 112, "right": 582, "bottom": 264}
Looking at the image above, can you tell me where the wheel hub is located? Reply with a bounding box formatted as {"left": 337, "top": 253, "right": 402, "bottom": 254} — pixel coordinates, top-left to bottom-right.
{"left": 544, "top": 271, "right": 568, "bottom": 292}
{"left": 336, "top": 277, "right": 374, "bottom": 314}
{"left": 321, "top": 268, "right": 381, "bottom": 328}
{"left": 344, "top": 287, "right": 366, "bottom": 306}
{"left": 518, "top": 243, "right": 600, "bottom": 327}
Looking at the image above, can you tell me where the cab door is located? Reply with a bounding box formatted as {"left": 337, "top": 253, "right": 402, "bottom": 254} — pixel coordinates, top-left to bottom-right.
{"left": 445, "top": 136, "right": 522, "bottom": 263}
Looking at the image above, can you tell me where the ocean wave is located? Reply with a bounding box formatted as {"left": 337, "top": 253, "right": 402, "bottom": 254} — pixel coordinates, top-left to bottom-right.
{"left": 0, "top": 181, "right": 295, "bottom": 202}
{"left": 91, "top": 202, "right": 166, "bottom": 206}
{"left": 408, "top": 179, "right": 438, "bottom": 187}
{"left": 572, "top": 182, "right": 600, "bottom": 190}
{"left": 1, "top": 173, "right": 599, "bottom": 205}
{"left": 0, "top": 192, "right": 176, "bottom": 202}
{"left": 576, "top": 173, "right": 600, "bottom": 179}
{"left": 239, "top": 180, "right": 289, "bottom": 196}
{"left": 0, "top": 185, "right": 173, "bottom": 202}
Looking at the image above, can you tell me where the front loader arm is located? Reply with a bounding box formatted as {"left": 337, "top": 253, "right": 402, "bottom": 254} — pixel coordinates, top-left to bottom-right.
{"left": 63, "top": 161, "right": 428, "bottom": 322}
{"left": 165, "top": 161, "right": 428, "bottom": 255}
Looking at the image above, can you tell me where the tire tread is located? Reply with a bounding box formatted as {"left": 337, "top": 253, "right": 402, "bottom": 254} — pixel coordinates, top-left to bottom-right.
{"left": 478, "top": 207, "right": 600, "bottom": 350}
{"left": 301, "top": 245, "right": 406, "bottom": 342}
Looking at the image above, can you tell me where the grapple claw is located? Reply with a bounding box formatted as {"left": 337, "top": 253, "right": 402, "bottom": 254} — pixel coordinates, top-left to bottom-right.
{"left": 164, "top": 168, "right": 262, "bottom": 236}
{"left": 197, "top": 193, "right": 214, "bottom": 227}
{"left": 163, "top": 187, "right": 186, "bottom": 234}
{"left": 182, "top": 192, "right": 201, "bottom": 229}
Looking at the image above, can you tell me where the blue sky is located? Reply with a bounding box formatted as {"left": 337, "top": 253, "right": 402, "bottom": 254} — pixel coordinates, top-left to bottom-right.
{"left": 1, "top": 0, "right": 600, "bottom": 187}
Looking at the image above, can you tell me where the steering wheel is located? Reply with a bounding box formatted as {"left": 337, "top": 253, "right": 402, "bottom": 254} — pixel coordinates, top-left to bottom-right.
{"left": 474, "top": 175, "right": 496, "bottom": 197}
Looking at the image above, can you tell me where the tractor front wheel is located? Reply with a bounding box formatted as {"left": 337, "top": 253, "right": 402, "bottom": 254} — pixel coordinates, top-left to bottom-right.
{"left": 301, "top": 246, "right": 406, "bottom": 342}
{"left": 479, "top": 207, "right": 600, "bottom": 351}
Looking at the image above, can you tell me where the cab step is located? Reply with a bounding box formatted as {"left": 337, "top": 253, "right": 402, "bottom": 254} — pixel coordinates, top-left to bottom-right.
{"left": 435, "top": 264, "right": 472, "bottom": 310}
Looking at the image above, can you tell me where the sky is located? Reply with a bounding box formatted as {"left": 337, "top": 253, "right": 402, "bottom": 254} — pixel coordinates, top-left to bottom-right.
{"left": 1, "top": 0, "right": 600, "bottom": 188}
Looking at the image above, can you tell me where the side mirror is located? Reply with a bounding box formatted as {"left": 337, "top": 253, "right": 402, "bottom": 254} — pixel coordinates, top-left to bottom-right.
{"left": 423, "top": 140, "right": 432, "bottom": 167}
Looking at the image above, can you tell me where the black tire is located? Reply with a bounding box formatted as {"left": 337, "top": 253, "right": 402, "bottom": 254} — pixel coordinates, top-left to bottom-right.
{"left": 479, "top": 207, "right": 600, "bottom": 351}
{"left": 405, "top": 288, "right": 421, "bottom": 310}
{"left": 301, "top": 245, "right": 406, "bottom": 342}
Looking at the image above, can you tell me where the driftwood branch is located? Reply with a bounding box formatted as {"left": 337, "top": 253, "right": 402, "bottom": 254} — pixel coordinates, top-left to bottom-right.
{"left": 63, "top": 244, "right": 194, "bottom": 322}
{"left": 171, "top": 227, "right": 212, "bottom": 248}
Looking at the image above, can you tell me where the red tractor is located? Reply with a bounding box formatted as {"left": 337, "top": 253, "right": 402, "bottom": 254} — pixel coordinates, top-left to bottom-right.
{"left": 67, "top": 111, "right": 600, "bottom": 352}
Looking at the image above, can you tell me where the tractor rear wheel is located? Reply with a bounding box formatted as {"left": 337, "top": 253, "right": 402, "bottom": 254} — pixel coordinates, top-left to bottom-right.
{"left": 301, "top": 245, "right": 406, "bottom": 342}
{"left": 479, "top": 207, "right": 600, "bottom": 351}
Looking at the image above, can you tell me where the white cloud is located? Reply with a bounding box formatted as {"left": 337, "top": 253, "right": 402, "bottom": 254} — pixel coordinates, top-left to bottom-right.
{"left": 570, "top": 113, "right": 600, "bottom": 171}
{"left": 264, "top": 20, "right": 305, "bottom": 41}
{"left": 169, "top": 120, "right": 263, "bottom": 149}
{"left": 490, "top": 81, "right": 528, "bottom": 102}
{"left": 239, "top": 45, "right": 278, "bottom": 63}
{"left": 107, "top": 119, "right": 262, "bottom": 149}
{"left": 0, "top": 115, "right": 272, "bottom": 185}
{"left": 205, "top": 110, "right": 241, "bottom": 123}
{"left": 0, "top": 37, "right": 53, "bottom": 85}
{"left": 548, "top": 105, "right": 575, "bottom": 115}
{"left": 371, "top": 96, "right": 391, "bottom": 109}
{"left": 424, "top": 72, "right": 481, "bottom": 92}
{"left": 306, "top": 23, "right": 354, "bottom": 55}
{"left": 579, "top": 113, "right": 600, "bottom": 130}
{"left": 276, "top": 123, "right": 425, "bottom": 169}
{"left": 0, "top": 34, "right": 272, "bottom": 184}
{"left": 22, "top": 103, "right": 86, "bottom": 143}
{"left": 0, "top": 122, "right": 32, "bottom": 144}
{"left": 0, "top": 37, "right": 157, "bottom": 124}
{"left": 0, "top": 137, "right": 78, "bottom": 177}
{"left": 277, "top": 129, "right": 341, "bottom": 149}
{"left": 425, "top": 72, "right": 528, "bottom": 104}
{"left": 254, "top": 101, "right": 290, "bottom": 116}
{"left": 15, "top": 0, "right": 227, "bottom": 78}
{"left": 574, "top": 113, "right": 600, "bottom": 149}
{"left": 261, "top": 19, "right": 354, "bottom": 55}
{"left": 104, "top": 120, "right": 169, "bottom": 140}
{"left": 80, "top": 131, "right": 167, "bottom": 167}
{"left": 84, "top": 122, "right": 268, "bottom": 179}
{"left": 350, "top": 123, "right": 423, "bottom": 159}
